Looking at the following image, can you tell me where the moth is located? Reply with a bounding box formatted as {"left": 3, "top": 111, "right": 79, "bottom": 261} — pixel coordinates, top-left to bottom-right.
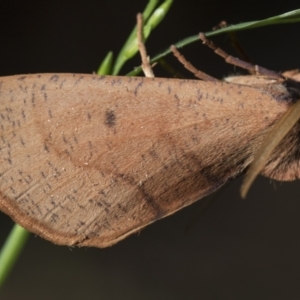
{"left": 0, "top": 37, "right": 300, "bottom": 248}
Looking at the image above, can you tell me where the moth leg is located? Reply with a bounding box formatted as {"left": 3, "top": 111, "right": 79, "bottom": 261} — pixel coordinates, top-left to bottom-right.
{"left": 213, "top": 21, "right": 254, "bottom": 68}
{"left": 199, "top": 33, "right": 283, "bottom": 80}
{"left": 136, "top": 13, "right": 154, "bottom": 78}
{"left": 170, "top": 45, "right": 218, "bottom": 81}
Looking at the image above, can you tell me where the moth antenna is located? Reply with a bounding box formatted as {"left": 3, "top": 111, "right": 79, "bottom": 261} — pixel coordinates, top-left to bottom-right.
{"left": 137, "top": 13, "right": 154, "bottom": 78}
{"left": 199, "top": 33, "right": 283, "bottom": 80}
{"left": 170, "top": 45, "right": 218, "bottom": 82}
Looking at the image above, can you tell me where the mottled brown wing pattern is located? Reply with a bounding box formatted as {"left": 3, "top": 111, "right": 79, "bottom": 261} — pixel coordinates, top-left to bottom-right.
{"left": 0, "top": 74, "right": 293, "bottom": 247}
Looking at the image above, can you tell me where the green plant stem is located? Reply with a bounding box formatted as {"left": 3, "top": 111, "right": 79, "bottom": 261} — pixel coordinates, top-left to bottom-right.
{"left": 0, "top": 224, "right": 29, "bottom": 289}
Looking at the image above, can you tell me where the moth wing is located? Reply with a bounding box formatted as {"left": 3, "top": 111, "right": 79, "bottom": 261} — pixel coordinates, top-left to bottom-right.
{"left": 0, "top": 74, "right": 290, "bottom": 247}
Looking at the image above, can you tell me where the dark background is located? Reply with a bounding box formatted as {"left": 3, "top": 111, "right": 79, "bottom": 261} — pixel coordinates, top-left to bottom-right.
{"left": 1, "top": 1, "right": 300, "bottom": 299}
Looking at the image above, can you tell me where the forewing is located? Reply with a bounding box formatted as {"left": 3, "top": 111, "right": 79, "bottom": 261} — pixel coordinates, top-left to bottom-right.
{"left": 0, "top": 74, "right": 290, "bottom": 247}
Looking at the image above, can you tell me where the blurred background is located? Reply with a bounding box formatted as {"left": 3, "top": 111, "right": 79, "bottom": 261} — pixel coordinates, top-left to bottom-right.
{"left": 1, "top": 0, "right": 300, "bottom": 299}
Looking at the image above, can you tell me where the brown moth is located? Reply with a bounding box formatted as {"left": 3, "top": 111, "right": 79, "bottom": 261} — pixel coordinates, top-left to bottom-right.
{"left": 0, "top": 68, "right": 300, "bottom": 248}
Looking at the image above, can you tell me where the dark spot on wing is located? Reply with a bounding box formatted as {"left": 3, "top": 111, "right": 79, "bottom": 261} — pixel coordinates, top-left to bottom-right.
{"left": 105, "top": 109, "right": 116, "bottom": 127}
